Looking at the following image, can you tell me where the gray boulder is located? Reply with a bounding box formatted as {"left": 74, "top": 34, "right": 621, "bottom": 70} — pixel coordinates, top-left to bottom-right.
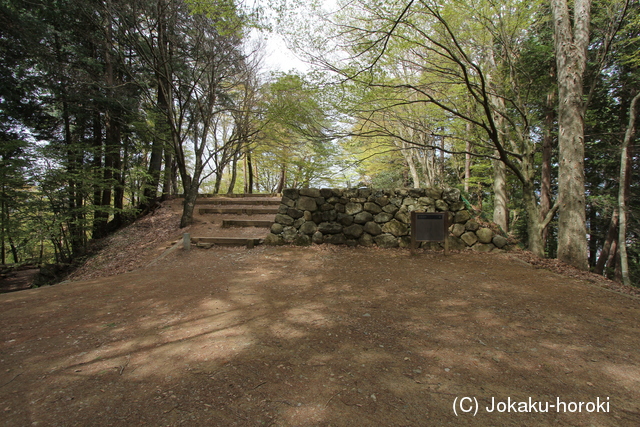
{"left": 364, "top": 202, "right": 382, "bottom": 214}
{"left": 382, "top": 219, "right": 409, "bottom": 237}
{"left": 299, "top": 221, "right": 318, "bottom": 235}
{"left": 476, "top": 228, "right": 494, "bottom": 244}
{"left": 300, "top": 188, "right": 321, "bottom": 198}
{"left": 345, "top": 202, "right": 363, "bottom": 215}
{"left": 324, "top": 233, "right": 347, "bottom": 245}
{"left": 354, "top": 211, "right": 374, "bottom": 224}
{"left": 282, "top": 226, "right": 298, "bottom": 242}
{"left": 451, "top": 223, "right": 466, "bottom": 237}
{"left": 374, "top": 234, "right": 399, "bottom": 248}
{"left": 493, "top": 235, "right": 508, "bottom": 249}
{"left": 264, "top": 233, "right": 284, "bottom": 245}
{"left": 275, "top": 214, "right": 294, "bottom": 226}
{"left": 287, "top": 208, "right": 304, "bottom": 219}
{"left": 359, "top": 233, "right": 375, "bottom": 247}
{"left": 435, "top": 199, "right": 449, "bottom": 211}
{"left": 270, "top": 223, "right": 284, "bottom": 234}
{"left": 442, "top": 188, "right": 461, "bottom": 204}
{"left": 297, "top": 196, "right": 318, "bottom": 212}
{"left": 465, "top": 220, "right": 479, "bottom": 231}
{"left": 343, "top": 224, "right": 364, "bottom": 239}
{"left": 460, "top": 232, "right": 478, "bottom": 246}
{"left": 282, "top": 188, "right": 299, "bottom": 200}
{"left": 318, "top": 222, "right": 343, "bottom": 234}
{"left": 364, "top": 221, "right": 382, "bottom": 236}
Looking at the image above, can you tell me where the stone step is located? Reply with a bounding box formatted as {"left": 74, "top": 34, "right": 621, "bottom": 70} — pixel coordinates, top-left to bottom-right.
{"left": 196, "top": 199, "right": 281, "bottom": 206}
{"left": 222, "top": 220, "right": 274, "bottom": 228}
{"left": 191, "top": 236, "right": 262, "bottom": 248}
{"left": 199, "top": 193, "right": 281, "bottom": 198}
{"left": 198, "top": 207, "right": 279, "bottom": 215}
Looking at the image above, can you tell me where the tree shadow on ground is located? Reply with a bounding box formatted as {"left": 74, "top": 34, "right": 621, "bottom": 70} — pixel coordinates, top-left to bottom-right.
{"left": 0, "top": 246, "right": 639, "bottom": 426}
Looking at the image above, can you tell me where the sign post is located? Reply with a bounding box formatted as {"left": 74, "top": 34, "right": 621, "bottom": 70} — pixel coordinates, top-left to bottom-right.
{"left": 410, "top": 212, "right": 449, "bottom": 255}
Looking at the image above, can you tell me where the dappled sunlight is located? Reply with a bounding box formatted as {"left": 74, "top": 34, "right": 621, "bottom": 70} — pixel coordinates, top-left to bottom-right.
{"left": 268, "top": 320, "right": 308, "bottom": 340}
{"left": 601, "top": 363, "right": 640, "bottom": 392}
{"left": 1, "top": 247, "right": 639, "bottom": 426}
{"left": 284, "top": 304, "right": 333, "bottom": 327}
{"left": 279, "top": 403, "right": 330, "bottom": 425}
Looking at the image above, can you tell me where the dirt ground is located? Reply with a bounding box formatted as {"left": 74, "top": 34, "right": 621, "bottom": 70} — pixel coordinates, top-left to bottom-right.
{"left": 1, "top": 202, "right": 640, "bottom": 426}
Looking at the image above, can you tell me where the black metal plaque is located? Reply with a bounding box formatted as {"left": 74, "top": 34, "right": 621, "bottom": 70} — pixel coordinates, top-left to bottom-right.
{"left": 410, "top": 211, "right": 449, "bottom": 255}
{"left": 412, "top": 212, "right": 446, "bottom": 241}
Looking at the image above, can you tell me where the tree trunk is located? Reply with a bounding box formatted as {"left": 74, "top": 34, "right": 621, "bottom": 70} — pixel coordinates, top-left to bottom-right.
{"left": 180, "top": 181, "right": 199, "bottom": 228}
{"left": 8, "top": 235, "right": 18, "bottom": 264}
{"left": 244, "top": 151, "right": 254, "bottom": 194}
{"left": 617, "top": 92, "right": 639, "bottom": 286}
{"left": 227, "top": 152, "right": 238, "bottom": 194}
{"left": 492, "top": 154, "right": 509, "bottom": 232}
{"left": 92, "top": 111, "right": 107, "bottom": 238}
{"left": 439, "top": 134, "right": 445, "bottom": 185}
{"left": 401, "top": 143, "right": 420, "bottom": 188}
{"left": 464, "top": 137, "right": 471, "bottom": 193}
{"left": 276, "top": 164, "right": 286, "bottom": 193}
{"left": 551, "top": 0, "right": 591, "bottom": 271}
{"left": 161, "top": 146, "right": 174, "bottom": 200}
{"left": 541, "top": 90, "right": 555, "bottom": 247}
{"left": 144, "top": 1, "right": 171, "bottom": 208}
{"left": 0, "top": 184, "right": 5, "bottom": 265}
{"left": 143, "top": 86, "right": 168, "bottom": 207}
{"left": 588, "top": 206, "right": 598, "bottom": 266}
{"left": 111, "top": 124, "right": 124, "bottom": 229}
{"left": 522, "top": 183, "right": 546, "bottom": 258}
{"left": 214, "top": 170, "right": 222, "bottom": 194}
{"left": 594, "top": 209, "right": 618, "bottom": 275}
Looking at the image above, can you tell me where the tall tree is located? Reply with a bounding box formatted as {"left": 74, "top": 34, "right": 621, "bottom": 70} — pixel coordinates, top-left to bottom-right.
{"left": 550, "top": 0, "right": 591, "bottom": 270}
{"left": 618, "top": 92, "right": 639, "bottom": 286}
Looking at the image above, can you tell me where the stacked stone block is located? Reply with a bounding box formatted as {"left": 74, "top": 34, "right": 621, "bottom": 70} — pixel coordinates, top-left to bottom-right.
{"left": 265, "top": 188, "right": 510, "bottom": 251}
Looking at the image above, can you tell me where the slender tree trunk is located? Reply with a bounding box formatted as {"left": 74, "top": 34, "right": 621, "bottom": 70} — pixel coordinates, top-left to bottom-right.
{"left": 101, "top": 112, "right": 117, "bottom": 232}
{"left": 111, "top": 123, "right": 124, "bottom": 228}
{"left": 144, "top": 1, "right": 170, "bottom": 207}
{"left": 161, "top": 146, "right": 174, "bottom": 200}
{"left": 171, "top": 159, "right": 179, "bottom": 196}
{"left": 276, "top": 164, "right": 286, "bottom": 193}
{"left": 401, "top": 144, "right": 420, "bottom": 188}
{"left": 521, "top": 181, "right": 548, "bottom": 257}
{"left": 588, "top": 206, "right": 598, "bottom": 266}
{"left": 214, "top": 171, "right": 222, "bottom": 194}
{"left": 594, "top": 209, "right": 618, "bottom": 275}
{"left": 541, "top": 90, "right": 555, "bottom": 247}
{"left": 39, "top": 239, "right": 44, "bottom": 265}
{"left": 179, "top": 135, "right": 203, "bottom": 227}
{"left": 144, "top": 85, "right": 168, "bottom": 207}
{"left": 439, "top": 134, "right": 445, "bottom": 185}
{"left": 464, "top": 139, "right": 471, "bottom": 193}
{"left": 92, "top": 111, "right": 107, "bottom": 238}
{"left": 492, "top": 154, "right": 509, "bottom": 232}
{"left": 0, "top": 185, "right": 5, "bottom": 265}
{"left": 617, "top": 92, "right": 639, "bottom": 286}
{"left": 606, "top": 232, "right": 619, "bottom": 279}
{"left": 180, "top": 181, "right": 199, "bottom": 228}
{"left": 245, "top": 150, "right": 254, "bottom": 194}
{"left": 8, "top": 235, "right": 18, "bottom": 264}
{"left": 551, "top": 0, "right": 591, "bottom": 270}
{"left": 227, "top": 152, "right": 238, "bottom": 194}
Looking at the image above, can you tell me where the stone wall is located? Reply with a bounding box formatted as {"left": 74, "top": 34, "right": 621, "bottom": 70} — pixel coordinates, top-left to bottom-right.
{"left": 265, "top": 188, "right": 510, "bottom": 251}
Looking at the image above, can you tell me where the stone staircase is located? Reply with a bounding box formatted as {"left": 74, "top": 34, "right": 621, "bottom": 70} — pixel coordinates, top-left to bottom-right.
{"left": 190, "top": 194, "right": 280, "bottom": 248}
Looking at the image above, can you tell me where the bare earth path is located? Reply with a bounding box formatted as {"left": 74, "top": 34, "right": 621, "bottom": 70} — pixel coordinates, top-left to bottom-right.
{"left": 1, "top": 243, "right": 640, "bottom": 426}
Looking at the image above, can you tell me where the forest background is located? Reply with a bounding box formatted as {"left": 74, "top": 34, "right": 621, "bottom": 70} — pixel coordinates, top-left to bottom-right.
{"left": 0, "top": 0, "right": 638, "bottom": 285}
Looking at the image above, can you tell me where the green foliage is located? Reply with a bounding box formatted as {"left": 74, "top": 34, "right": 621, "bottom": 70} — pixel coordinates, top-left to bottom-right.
{"left": 252, "top": 71, "right": 342, "bottom": 189}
